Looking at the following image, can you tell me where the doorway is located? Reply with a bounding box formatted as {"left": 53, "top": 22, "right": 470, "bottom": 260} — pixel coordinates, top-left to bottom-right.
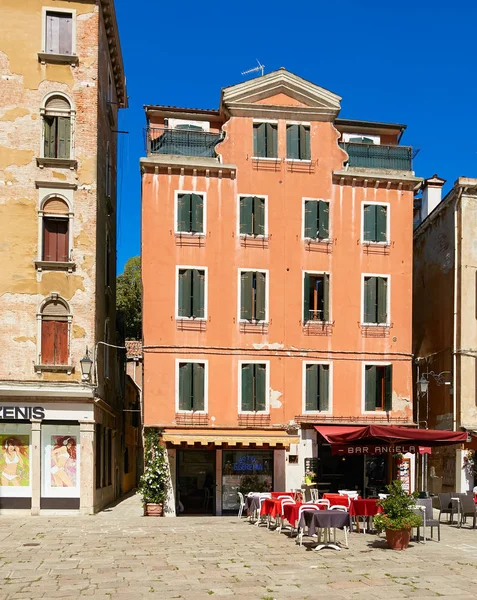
{"left": 177, "top": 449, "right": 216, "bottom": 515}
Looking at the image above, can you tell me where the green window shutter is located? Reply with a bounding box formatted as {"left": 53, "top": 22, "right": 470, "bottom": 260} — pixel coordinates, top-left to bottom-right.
{"left": 178, "top": 269, "right": 192, "bottom": 317}
{"left": 305, "top": 364, "right": 318, "bottom": 411}
{"left": 177, "top": 194, "right": 191, "bottom": 232}
{"left": 363, "top": 205, "right": 376, "bottom": 242}
{"left": 240, "top": 271, "right": 253, "bottom": 320}
{"left": 255, "top": 271, "right": 266, "bottom": 321}
{"left": 319, "top": 365, "right": 329, "bottom": 411}
{"left": 365, "top": 365, "right": 377, "bottom": 411}
{"left": 254, "top": 363, "right": 267, "bottom": 411}
{"left": 192, "top": 269, "right": 205, "bottom": 318}
{"left": 384, "top": 365, "right": 393, "bottom": 411}
{"left": 364, "top": 277, "right": 377, "bottom": 323}
{"left": 303, "top": 272, "right": 311, "bottom": 322}
{"left": 240, "top": 196, "right": 253, "bottom": 235}
{"left": 304, "top": 200, "right": 318, "bottom": 238}
{"left": 376, "top": 205, "right": 387, "bottom": 242}
{"left": 57, "top": 117, "right": 70, "bottom": 159}
{"left": 323, "top": 274, "right": 330, "bottom": 322}
{"left": 286, "top": 124, "right": 299, "bottom": 159}
{"left": 299, "top": 125, "right": 310, "bottom": 160}
{"left": 190, "top": 194, "right": 204, "bottom": 233}
{"left": 44, "top": 116, "right": 56, "bottom": 158}
{"left": 192, "top": 363, "right": 205, "bottom": 411}
{"left": 179, "top": 362, "right": 192, "bottom": 410}
{"left": 266, "top": 123, "right": 277, "bottom": 158}
{"left": 377, "top": 277, "right": 387, "bottom": 324}
{"left": 253, "top": 197, "right": 265, "bottom": 235}
{"left": 254, "top": 123, "right": 266, "bottom": 157}
{"left": 241, "top": 364, "right": 253, "bottom": 411}
{"left": 318, "top": 201, "right": 329, "bottom": 239}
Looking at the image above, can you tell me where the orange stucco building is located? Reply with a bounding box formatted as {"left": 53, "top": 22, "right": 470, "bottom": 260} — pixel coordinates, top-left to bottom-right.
{"left": 141, "top": 69, "right": 422, "bottom": 515}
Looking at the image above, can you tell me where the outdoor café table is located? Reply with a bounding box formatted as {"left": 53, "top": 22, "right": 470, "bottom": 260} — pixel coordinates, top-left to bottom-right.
{"left": 349, "top": 499, "right": 383, "bottom": 532}
{"left": 260, "top": 498, "right": 284, "bottom": 521}
{"left": 270, "top": 492, "right": 295, "bottom": 499}
{"left": 245, "top": 495, "right": 260, "bottom": 516}
{"left": 323, "top": 493, "right": 358, "bottom": 507}
{"left": 283, "top": 502, "right": 327, "bottom": 531}
{"left": 298, "top": 509, "right": 350, "bottom": 550}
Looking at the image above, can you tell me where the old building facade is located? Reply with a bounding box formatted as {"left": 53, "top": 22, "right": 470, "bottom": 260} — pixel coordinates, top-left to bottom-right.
{"left": 0, "top": 0, "right": 127, "bottom": 513}
{"left": 141, "top": 69, "right": 421, "bottom": 515}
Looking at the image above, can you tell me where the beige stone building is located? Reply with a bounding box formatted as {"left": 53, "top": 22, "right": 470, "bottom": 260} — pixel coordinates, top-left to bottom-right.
{"left": 414, "top": 177, "right": 477, "bottom": 493}
{"left": 0, "top": 0, "right": 127, "bottom": 513}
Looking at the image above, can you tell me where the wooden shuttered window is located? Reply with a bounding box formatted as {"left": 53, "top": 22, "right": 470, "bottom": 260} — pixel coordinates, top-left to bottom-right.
{"left": 363, "top": 204, "right": 387, "bottom": 243}
{"left": 305, "top": 364, "right": 330, "bottom": 411}
{"left": 253, "top": 123, "right": 277, "bottom": 158}
{"left": 286, "top": 125, "right": 311, "bottom": 160}
{"left": 177, "top": 193, "right": 204, "bottom": 233}
{"left": 41, "top": 319, "right": 68, "bottom": 365}
{"left": 178, "top": 362, "right": 205, "bottom": 411}
{"left": 43, "top": 217, "right": 68, "bottom": 262}
{"left": 178, "top": 269, "right": 205, "bottom": 318}
{"left": 240, "top": 271, "right": 266, "bottom": 322}
{"left": 44, "top": 116, "right": 71, "bottom": 159}
{"left": 363, "top": 276, "right": 388, "bottom": 324}
{"left": 303, "top": 273, "right": 329, "bottom": 322}
{"left": 304, "top": 200, "right": 329, "bottom": 240}
{"left": 241, "top": 363, "right": 267, "bottom": 412}
{"left": 365, "top": 365, "right": 392, "bottom": 411}
{"left": 46, "top": 11, "right": 73, "bottom": 55}
{"left": 239, "top": 196, "right": 265, "bottom": 236}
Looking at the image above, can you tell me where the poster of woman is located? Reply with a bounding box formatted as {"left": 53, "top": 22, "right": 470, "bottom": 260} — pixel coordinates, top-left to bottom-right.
{"left": 0, "top": 435, "right": 29, "bottom": 487}
{"left": 50, "top": 435, "right": 77, "bottom": 487}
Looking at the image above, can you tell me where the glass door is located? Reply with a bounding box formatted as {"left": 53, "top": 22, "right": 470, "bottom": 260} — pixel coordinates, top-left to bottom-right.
{"left": 177, "top": 450, "right": 216, "bottom": 515}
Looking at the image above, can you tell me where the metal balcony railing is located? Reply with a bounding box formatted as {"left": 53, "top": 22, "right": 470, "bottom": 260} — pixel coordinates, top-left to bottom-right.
{"left": 339, "top": 142, "right": 413, "bottom": 171}
{"left": 146, "top": 126, "right": 223, "bottom": 158}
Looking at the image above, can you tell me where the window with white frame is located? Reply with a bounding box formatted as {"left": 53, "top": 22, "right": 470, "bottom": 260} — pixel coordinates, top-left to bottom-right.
{"left": 239, "top": 270, "right": 267, "bottom": 322}
{"left": 239, "top": 195, "right": 266, "bottom": 236}
{"left": 303, "top": 199, "right": 330, "bottom": 240}
{"left": 287, "top": 124, "right": 310, "bottom": 160}
{"left": 240, "top": 363, "right": 268, "bottom": 412}
{"left": 253, "top": 122, "right": 277, "bottom": 158}
{"left": 363, "top": 203, "right": 389, "bottom": 243}
{"left": 45, "top": 10, "right": 74, "bottom": 55}
{"left": 176, "top": 192, "right": 205, "bottom": 234}
{"left": 363, "top": 275, "right": 389, "bottom": 325}
{"left": 178, "top": 361, "right": 206, "bottom": 411}
{"left": 364, "top": 364, "right": 392, "bottom": 412}
{"left": 177, "top": 268, "right": 206, "bottom": 319}
{"left": 42, "top": 95, "right": 72, "bottom": 159}
{"left": 304, "top": 362, "right": 330, "bottom": 412}
{"left": 303, "top": 272, "right": 330, "bottom": 323}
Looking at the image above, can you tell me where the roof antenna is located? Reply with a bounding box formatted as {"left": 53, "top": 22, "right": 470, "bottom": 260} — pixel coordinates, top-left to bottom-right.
{"left": 241, "top": 59, "right": 265, "bottom": 78}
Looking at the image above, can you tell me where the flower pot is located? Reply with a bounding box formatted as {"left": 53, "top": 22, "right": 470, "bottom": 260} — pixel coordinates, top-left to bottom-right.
{"left": 385, "top": 527, "right": 411, "bottom": 550}
{"left": 304, "top": 476, "right": 312, "bottom": 485}
{"left": 144, "top": 502, "right": 164, "bottom": 517}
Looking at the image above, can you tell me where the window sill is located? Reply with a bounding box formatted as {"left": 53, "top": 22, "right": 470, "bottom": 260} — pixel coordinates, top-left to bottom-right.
{"left": 239, "top": 234, "right": 268, "bottom": 240}
{"left": 303, "top": 320, "right": 333, "bottom": 326}
{"left": 38, "top": 52, "right": 79, "bottom": 66}
{"left": 285, "top": 158, "right": 312, "bottom": 163}
{"left": 35, "top": 261, "right": 75, "bottom": 273}
{"left": 361, "top": 322, "right": 390, "bottom": 327}
{"left": 34, "top": 364, "right": 74, "bottom": 375}
{"left": 239, "top": 320, "right": 268, "bottom": 325}
{"left": 36, "top": 157, "right": 77, "bottom": 170}
{"left": 176, "top": 317, "right": 207, "bottom": 322}
{"left": 304, "top": 237, "right": 331, "bottom": 244}
{"left": 362, "top": 241, "right": 390, "bottom": 246}
{"left": 251, "top": 156, "right": 280, "bottom": 162}
{"left": 174, "top": 231, "right": 205, "bottom": 237}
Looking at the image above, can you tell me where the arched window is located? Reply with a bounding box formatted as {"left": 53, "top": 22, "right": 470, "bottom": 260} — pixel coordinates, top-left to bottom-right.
{"left": 42, "top": 95, "right": 72, "bottom": 159}
{"left": 41, "top": 197, "right": 70, "bottom": 262}
{"left": 39, "top": 296, "right": 71, "bottom": 366}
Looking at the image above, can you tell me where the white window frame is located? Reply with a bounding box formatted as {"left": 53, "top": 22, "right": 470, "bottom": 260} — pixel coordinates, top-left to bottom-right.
{"left": 342, "top": 132, "right": 380, "bottom": 145}
{"left": 237, "top": 360, "right": 270, "bottom": 415}
{"left": 167, "top": 118, "right": 210, "bottom": 132}
{"left": 175, "top": 265, "right": 208, "bottom": 321}
{"left": 252, "top": 120, "right": 279, "bottom": 161}
{"left": 361, "top": 361, "right": 392, "bottom": 414}
{"left": 36, "top": 293, "right": 73, "bottom": 369}
{"left": 173, "top": 190, "right": 207, "bottom": 236}
{"left": 237, "top": 268, "right": 269, "bottom": 324}
{"left": 361, "top": 200, "right": 391, "bottom": 245}
{"left": 301, "top": 197, "right": 331, "bottom": 242}
{"left": 302, "top": 361, "right": 333, "bottom": 414}
{"left": 41, "top": 7, "right": 77, "bottom": 55}
{"left": 237, "top": 193, "right": 268, "bottom": 238}
{"left": 361, "top": 273, "right": 391, "bottom": 326}
{"left": 175, "top": 358, "right": 209, "bottom": 414}
{"left": 39, "top": 91, "right": 76, "bottom": 160}
{"left": 285, "top": 121, "right": 312, "bottom": 163}
{"left": 302, "top": 270, "right": 331, "bottom": 324}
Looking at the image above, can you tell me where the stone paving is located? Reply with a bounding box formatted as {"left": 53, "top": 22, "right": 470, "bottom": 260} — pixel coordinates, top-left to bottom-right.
{"left": 0, "top": 494, "right": 477, "bottom": 599}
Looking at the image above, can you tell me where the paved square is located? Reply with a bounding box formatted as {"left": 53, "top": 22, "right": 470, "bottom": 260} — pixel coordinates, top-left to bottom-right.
{"left": 1, "top": 494, "right": 477, "bottom": 599}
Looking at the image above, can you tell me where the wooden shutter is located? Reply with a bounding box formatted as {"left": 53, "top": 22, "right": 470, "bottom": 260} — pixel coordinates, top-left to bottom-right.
{"left": 323, "top": 274, "right": 330, "bottom": 322}
{"left": 364, "top": 277, "right": 377, "bottom": 323}
{"left": 299, "top": 125, "right": 310, "bottom": 160}
{"left": 253, "top": 123, "right": 266, "bottom": 157}
{"left": 179, "top": 363, "right": 192, "bottom": 410}
{"left": 303, "top": 272, "right": 311, "bottom": 322}
{"left": 54, "top": 321, "right": 68, "bottom": 364}
{"left": 241, "top": 364, "right": 253, "bottom": 411}
{"left": 192, "top": 363, "right": 205, "bottom": 411}
{"left": 56, "top": 219, "right": 69, "bottom": 261}
{"left": 57, "top": 117, "right": 71, "bottom": 159}
{"left": 58, "top": 13, "right": 73, "bottom": 55}
{"left": 191, "top": 194, "right": 203, "bottom": 233}
{"left": 266, "top": 123, "right": 277, "bottom": 158}
{"left": 384, "top": 365, "right": 393, "bottom": 411}
{"left": 46, "top": 12, "right": 60, "bottom": 54}
{"left": 253, "top": 197, "right": 265, "bottom": 235}
{"left": 319, "top": 364, "right": 329, "bottom": 411}
{"left": 41, "top": 320, "right": 55, "bottom": 364}
{"left": 240, "top": 196, "right": 253, "bottom": 235}
{"left": 178, "top": 269, "right": 192, "bottom": 317}
{"left": 254, "top": 364, "right": 266, "bottom": 411}
{"left": 44, "top": 116, "right": 56, "bottom": 158}
{"left": 286, "top": 125, "right": 299, "bottom": 159}
{"left": 177, "top": 194, "right": 191, "bottom": 232}
{"left": 377, "top": 277, "right": 387, "bottom": 324}
{"left": 43, "top": 218, "right": 55, "bottom": 261}
{"left": 305, "top": 364, "right": 318, "bottom": 411}
{"left": 240, "top": 271, "right": 253, "bottom": 320}
{"left": 255, "top": 271, "right": 266, "bottom": 321}
{"left": 304, "top": 200, "right": 318, "bottom": 238}
{"left": 318, "top": 201, "right": 329, "bottom": 239}
{"left": 363, "top": 204, "right": 376, "bottom": 242}
{"left": 365, "top": 365, "right": 377, "bottom": 411}
{"left": 377, "top": 205, "right": 387, "bottom": 242}
{"left": 192, "top": 269, "right": 205, "bottom": 318}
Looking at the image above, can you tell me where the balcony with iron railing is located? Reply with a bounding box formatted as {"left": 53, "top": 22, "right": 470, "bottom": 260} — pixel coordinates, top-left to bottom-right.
{"left": 146, "top": 126, "right": 224, "bottom": 159}
{"left": 339, "top": 142, "right": 413, "bottom": 172}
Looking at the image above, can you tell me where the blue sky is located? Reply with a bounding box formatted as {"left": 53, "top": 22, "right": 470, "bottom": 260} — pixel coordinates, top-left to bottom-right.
{"left": 115, "top": 0, "right": 477, "bottom": 274}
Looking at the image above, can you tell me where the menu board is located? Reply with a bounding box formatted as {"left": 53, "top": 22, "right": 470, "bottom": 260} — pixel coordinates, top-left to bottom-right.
{"left": 396, "top": 458, "right": 411, "bottom": 493}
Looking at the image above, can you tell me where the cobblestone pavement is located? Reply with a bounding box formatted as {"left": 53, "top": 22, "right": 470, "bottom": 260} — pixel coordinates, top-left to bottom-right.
{"left": 1, "top": 493, "right": 477, "bottom": 599}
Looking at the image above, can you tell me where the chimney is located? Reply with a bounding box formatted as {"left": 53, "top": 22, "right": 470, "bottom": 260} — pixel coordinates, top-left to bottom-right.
{"left": 421, "top": 174, "right": 446, "bottom": 220}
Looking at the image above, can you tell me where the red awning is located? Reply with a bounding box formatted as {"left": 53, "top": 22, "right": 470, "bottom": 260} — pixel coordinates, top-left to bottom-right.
{"left": 314, "top": 425, "right": 468, "bottom": 447}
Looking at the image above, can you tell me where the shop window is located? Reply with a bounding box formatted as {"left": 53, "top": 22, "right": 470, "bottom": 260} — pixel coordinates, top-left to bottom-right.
{"left": 43, "top": 95, "right": 72, "bottom": 159}
{"left": 222, "top": 450, "right": 273, "bottom": 513}
{"left": 287, "top": 124, "right": 310, "bottom": 160}
{"left": 240, "top": 363, "right": 267, "bottom": 412}
{"left": 240, "top": 270, "right": 267, "bottom": 322}
{"left": 176, "top": 192, "right": 204, "bottom": 234}
{"left": 39, "top": 295, "right": 70, "bottom": 367}
{"left": 177, "top": 268, "right": 206, "bottom": 319}
{"left": 303, "top": 273, "right": 329, "bottom": 323}
{"left": 364, "top": 364, "right": 392, "bottom": 411}
{"left": 253, "top": 122, "right": 277, "bottom": 158}
{"left": 178, "top": 362, "right": 206, "bottom": 411}
{"left": 363, "top": 276, "right": 389, "bottom": 324}
{"left": 304, "top": 363, "right": 330, "bottom": 412}
{"left": 304, "top": 199, "right": 329, "bottom": 240}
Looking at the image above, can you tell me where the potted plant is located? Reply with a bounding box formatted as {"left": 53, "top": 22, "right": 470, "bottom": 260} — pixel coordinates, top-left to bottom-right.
{"left": 374, "top": 479, "right": 422, "bottom": 550}
{"left": 138, "top": 429, "right": 170, "bottom": 516}
{"left": 304, "top": 469, "right": 316, "bottom": 486}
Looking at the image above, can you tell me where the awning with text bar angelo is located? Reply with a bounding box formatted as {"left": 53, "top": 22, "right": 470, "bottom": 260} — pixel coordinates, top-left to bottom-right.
{"left": 162, "top": 429, "right": 299, "bottom": 448}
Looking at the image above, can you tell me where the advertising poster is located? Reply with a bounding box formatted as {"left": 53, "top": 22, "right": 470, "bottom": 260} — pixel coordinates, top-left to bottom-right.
{"left": 50, "top": 435, "right": 77, "bottom": 488}
{"left": 0, "top": 427, "right": 32, "bottom": 498}
{"left": 42, "top": 425, "right": 80, "bottom": 498}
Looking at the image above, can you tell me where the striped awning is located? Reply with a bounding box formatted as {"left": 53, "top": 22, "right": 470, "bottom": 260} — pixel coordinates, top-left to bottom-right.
{"left": 162, "top": 428, "right": 299, "bottom": 448}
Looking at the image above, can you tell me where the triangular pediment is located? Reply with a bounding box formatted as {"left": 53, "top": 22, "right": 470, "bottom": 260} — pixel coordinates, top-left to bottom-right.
{"left": 221, "top": 68, "right": 341, "bottom": 120}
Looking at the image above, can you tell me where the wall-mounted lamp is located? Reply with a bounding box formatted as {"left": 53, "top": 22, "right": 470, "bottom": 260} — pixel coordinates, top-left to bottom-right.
{"left": 417, "top": 376, "right": 429, "bottom": 396}
{"left": 80, "top": 347, "right": 93, "bottom": 381}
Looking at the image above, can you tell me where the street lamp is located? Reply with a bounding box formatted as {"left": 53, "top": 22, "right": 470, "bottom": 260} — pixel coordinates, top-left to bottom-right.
{"left": 80, "top": 347, "right": 93, "bottom": 381}
{"left": 417, "top": 376, "right": 429, "bottom": 396}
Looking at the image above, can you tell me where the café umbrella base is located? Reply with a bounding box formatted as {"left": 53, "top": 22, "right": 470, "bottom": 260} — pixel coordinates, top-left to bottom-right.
{"left": 385, "top": 527, "right": 411, "bottom": 550}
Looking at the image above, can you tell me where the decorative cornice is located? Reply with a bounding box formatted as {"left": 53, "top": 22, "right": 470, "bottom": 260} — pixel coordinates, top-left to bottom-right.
{"left": 333, "top": 169, "right": 422, "bottom": 191}
{"left": 100, "top": 0, "right": 127, "bottom": 108}
{"left": 35, "top": 180, "right": 77, "bottom": 190}
{"left": 140, "top": 156, "right": 236, "bottom": 178}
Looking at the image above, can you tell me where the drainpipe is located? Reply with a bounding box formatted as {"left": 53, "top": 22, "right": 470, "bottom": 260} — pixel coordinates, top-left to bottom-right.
{"left": 453, "top": 187, "right": 464, "bottom": 432}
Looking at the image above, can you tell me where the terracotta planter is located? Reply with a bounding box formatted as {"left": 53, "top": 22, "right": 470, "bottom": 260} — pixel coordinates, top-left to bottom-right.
{"left": 385, "top": 527, "right": 411, "bottom": 550}
{"left": 144, "top": 503, "right": 164, "bottom": 517}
